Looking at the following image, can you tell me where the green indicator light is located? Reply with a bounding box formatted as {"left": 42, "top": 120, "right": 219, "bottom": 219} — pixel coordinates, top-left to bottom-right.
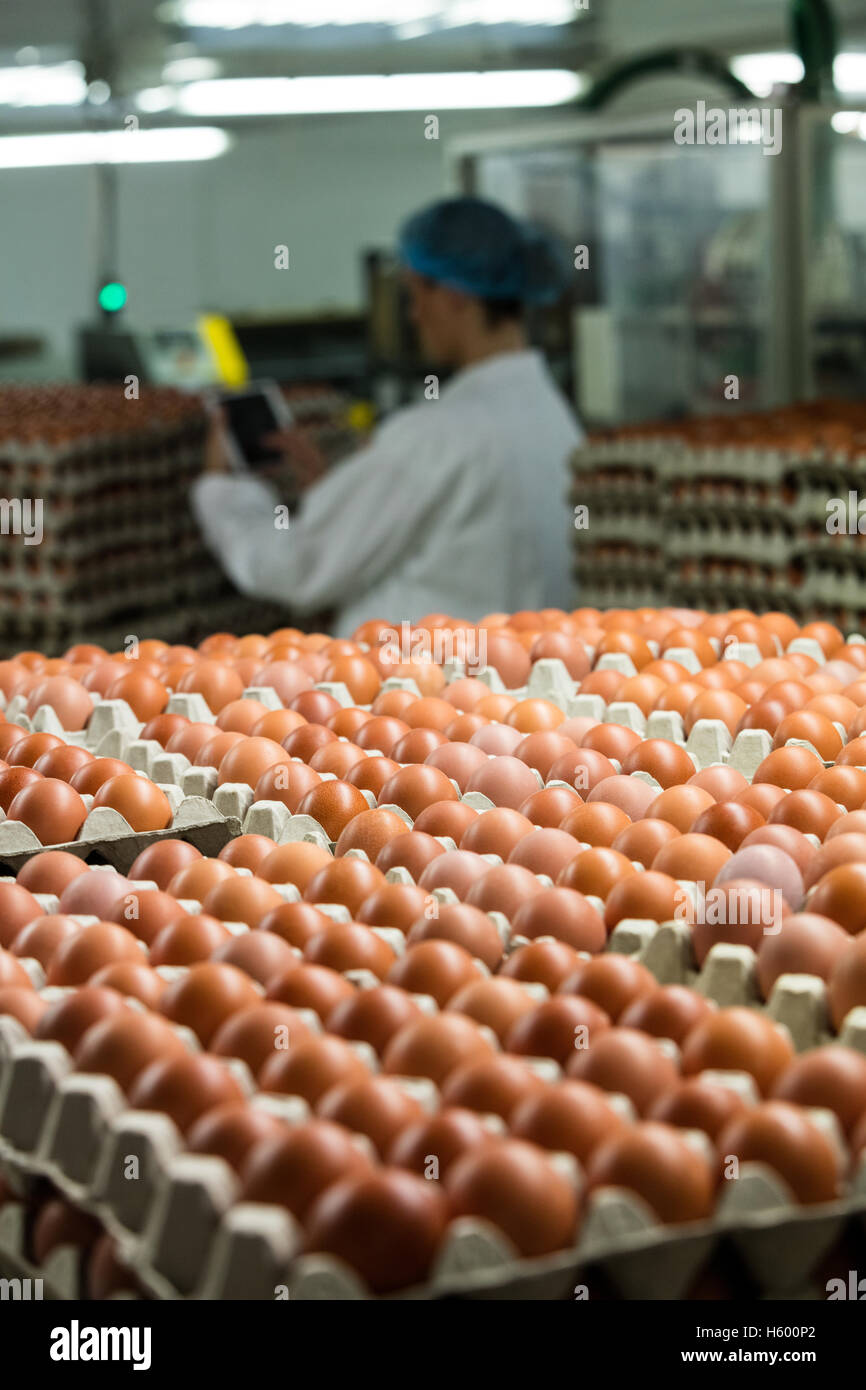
{"left": 98, "top": 281, "right": 128, "bottom": 313}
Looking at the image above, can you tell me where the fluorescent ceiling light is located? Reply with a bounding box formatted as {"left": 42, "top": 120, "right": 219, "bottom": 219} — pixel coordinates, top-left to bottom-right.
{"left": 162, "top": 56, "right": 221, "bottom": 82}
{"left": 730, "top": 53, "right": 804, "bottom": 97}
{"left": 160, "top": 0, "right": 577, "bottom": 28}
{"left": 141, "top": 70, "right": 583, "bottom": 116}
{"left": 835, "top": 53, "right": 866, "bottom": 95}
{"left": 831, "top": 110, "right": 866, "bottom": 139}
{"left": 0, "top": 127, "right": 231, "bottom": 168}
{"left": 0, "top": 60, "right": 86, "bottom": 107}
{"left": 732, "top": 50, "right": 866, "bottom": 98}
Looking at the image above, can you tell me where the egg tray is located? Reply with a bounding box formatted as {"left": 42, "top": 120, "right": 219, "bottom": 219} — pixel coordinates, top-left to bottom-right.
{"left": 2, "top": 1023, "right": 866, "bottom": 1303}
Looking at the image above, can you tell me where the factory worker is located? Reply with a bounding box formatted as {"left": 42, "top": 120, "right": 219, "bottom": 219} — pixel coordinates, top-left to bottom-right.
{"left": 192, "top": 196, "right": 583, "bottom": 638}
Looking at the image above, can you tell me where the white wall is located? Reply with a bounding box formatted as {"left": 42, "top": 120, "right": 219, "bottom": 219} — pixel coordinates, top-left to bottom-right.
{"left": 0, "top": 107, "right": 554, "bottom": 376}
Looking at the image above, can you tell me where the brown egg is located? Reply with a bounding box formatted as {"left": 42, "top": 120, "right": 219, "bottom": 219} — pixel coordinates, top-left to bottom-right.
{"left": 649, "top": 1078, "right": 747, "bottom": 1139}
{"left": 75, "top": 1009, "right": 186, "bottom": 1092}
{"left": 768, "top": 789, "right": 841, "bottom": 841}
{"left": 14, "top": 850, "right": 86, "bottom": 898}
{"left": 90, "top": 960, "right": 165, "bottom": 1008}
{"left": 548, "top": 747, "right": 618, "bottom": 794}
{"left": 621, "top": 739, "right": 696, "bottom": 789}
{"left": 187, "top": 1101, "right": 286, "bottom": 1172}
{"left": 259, "top": 1034, "right": 370, "bottom": 1102}
{"left": 217, "top": 834, "right": 275, "bottom": 873}
{"left": 464, "top": 864, "right": 543, "bottom": 920}
{"left": 714, "top": 843, "right": 805, "bottom": 911}
{"left": 475, "top": 630, "right": 531, "bottom": 688}
{"left": 10, "top": 913, "right": 82, "bottom": 969}
{"left": 54, "top": 870, "right": 128, "bottom": 923}
{"left": 252, "top": 761, "right": 320, "bottom": 812}
{"left": 464, "top": 756, "right": 541, "bottom": 811}
{"left": 139, "top": 713, "right": 191, "bottom": 746}
{"left": 31, "top": 1199, "right": 101, "bottom": 1264}
{"left": 176, "top": 661, "right": 243, "bottom": 713}
{"left": 603, "top": 870, "right": 682, "bottom": 929}
{"left": 32, "top": 744, "right": 93, "bottom": 781}
{"left": 717, "top": 1101, "right": 838, "bottom": 1204}
{"left": 686, "top": 767, "right": 746, "bottom": 804}
{"left": 802, "top": 832, "right": 866, "bottom": 890}
{"left": 773, "top": 1045, "right": 866, "bottom": 1134}
{"left": 147, "top": 913, "right": 230, "bottom": 966}
{"left": 326, "top": 984, "right": 421, "bottom": 1056}
{"left": 645, "top": 786, "right": 716, "bottom": 835}
{"left": 442, "top": 676, "right": 490, "bottom": 712}
{"left": 808, "top": 863, "right": 866, "bottom": 934}
{"left": 445, "top": 977, "right": 535, "bottom": 1043}
{"left": 756, "top": 912, "right": 851, "bottom": 999}
{"left": 0, "top": 949, "right": 34, "bottom": 990}
{"left": 460, "top": 808, "right": 533, "bottom": 858}
{"left": 620, "top": 985, "right": 714, "bottom": 1044}
{"left": 440, "top": 1054, "right": 543, "bottom": 1120}
{"left": 128, "top": 838, "right": 202, "bottom": 890}
{"left": 255, "top": 903, "right": 327, "bottom": 951}
{"left": 212, "top": 931, "right": 297, "bottom": 986}
{"left": 305, "top": 1167, "right": 446, "bottom": 1294}
{"left": 333, "top": 807, "right": 409, "bottom": 860}
{"left": 567, "top": 1027, "right": 680, "bottom": 1114}
{"left": 217, "top": 736, "right": 288, "bottom": 789}
{"left": 828, "top": 934, "right": 866, "bottom": 1029}
{"left": 741, "top": 824, "right": 815, "bottom": 879}
{"left": 46, "top": 921, "right": 143, "bottom": 986}
{"left": 773, "top": 710, "right": 843, "bottom": 760}
{"left": 345, "top": 755, "right": 401, "bottom": 798}
{"left": 304, "top": 921, "right": 396, "bottom": 979}
{"left": 327, "top": 707, "right": 373, "bottom": 741}
{"left": 110, "top": 887, "right": 189, "bottom": 946}
{"left": 290, "top": 690, "right": 341, "bottom": 725}
{"left": 586, "top": 1121, "right": 715, "bottom": 1223}
{"left": 519, "top": 786, "right": 583, "bottom": 828}
{"left": 26, "top": 674, "right": 94, "bottom": 730}
{"left": 513, "top": 732, "right": 577, "bottom": 779}
{"left": 35, "top": 986, "right": 129, "bottom": 1052}
{"left": 280, "top": 724, "right": 338, "bottom": 766}
{"left": 690, "top": 801, "right": 764, "bottom": 852}
{"left": 105, "top": 670, "right": 170, "bottom": 721}
{"left": 195, "top": 731, "right": 246, "bottom": 770}
{"left": 446, "top": 1138, "right": 578, "bottom": 1256}
{"left": 501, "top": 939, "right": 583, "bottom": 991}
{"left": 69, "top": 757, "right": 134, "bottom": 796}
{"left": 266, "top": 962, "right": 355, "bottom": 1020}
{"left": 558, "top": 955, "right": 658, "bottom": 1021}
{"left": 258, "top": 841, "right": 332, "bottom": 891}
{"left": 684, "top": 690, "right": 747, "bottom": 735}
{"left": 753, "top": 747, "right": 825, "bottom": 791}
{"left": 317, "top": 1074, "right": 427, "bottom": 1159}
{"left": 357, "top": 883, "right": 433, "bottom": 933}
{"left": 559, "top": 802, "right": 631, "bottom": 848}
{"left": 681, "top": 1008, "right": 794, "bottom": 1094}
{"left": 610, "top": 819, "right": 679, "bottom": 868}
{"left": 417, "top": 849, "right": 490, "bottom": 898}
{"left": 354, "top": 716, "right": 411, "bottom": 757}
{"left": 202, "top": 876, "right": 285, "bottom": 929}
{"left": 386, "top": 940, "right": 482, "bottom": 1007}
{"left": 389, "top": 1107, "right": 492, "bottom": 1176}
{"left": 371, "top": 834, "right": 439, "bottom": 885}
{"left": 413, "top": 799, "right": 478, "bottom": 841}
{"left": 510, "top": 886, "right": 606, "bottom": 953}
{"left": 0, "top": 986, "right": 45, "bottom": 1032}
{"left": 240, "top": 1120, "right": 371, "bottom": 1219}
{"left": 128, "top": 1052, "right": 244, "bottom": 1134}
{"left": 382, "top": 1012, "right": 495, "bottom": 1085}
{"left": 404, "top": 903, "right": 501, "bottom": 971}
{"left": 506, "top": 995, "right": 610, "bottom": 1064}
{"left": 295, "top": 780, "right": 370, "bottom": 841}
{"left": 92, "top": 775, "right": 172, "bottom": 832}
{"left": 588, "top": 776, "right": 658, "bottom": 823}
{"left": 160, "top": 961, "right": 261, "bottom": 1045}
{"left": 7, "top": 778, "right": 88, "bottom": 845}
{"left": 810, "top": 766, "right": 866, "bottom": 810}
{"left": 651, "top": 832, "right": 731, "bottom": 883}
{"left": 166, "top": 857, "right": 237, "bottom": 901}
{"left": 507, "top": 827, "right": 580, "bottom": 880}
{"left": 510, "top": 1079, "right": 625, "bottom": 1162}
{"left": 691, "top": 878, "right": 786, "bottom": 964}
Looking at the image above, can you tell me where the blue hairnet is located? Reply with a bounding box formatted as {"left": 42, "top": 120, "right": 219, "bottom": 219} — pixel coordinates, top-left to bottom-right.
{"left": 398, "top": 196, "right": 567, "bottom": 306}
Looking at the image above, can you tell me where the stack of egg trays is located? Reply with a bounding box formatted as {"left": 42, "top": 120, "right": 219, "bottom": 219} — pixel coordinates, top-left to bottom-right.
{"left": 2, "top": 654, "right": 866, "bottom": 1298}
{"left": 0, "top": 691, "right": 244, "bottom": 873}
{"left": 570, "top": 436, "right": 667, "bottom": 607}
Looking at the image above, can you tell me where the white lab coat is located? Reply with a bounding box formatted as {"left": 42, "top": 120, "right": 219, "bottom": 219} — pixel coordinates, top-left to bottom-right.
{"left": 191, "top": 349, "right": 582, "bottom": 638}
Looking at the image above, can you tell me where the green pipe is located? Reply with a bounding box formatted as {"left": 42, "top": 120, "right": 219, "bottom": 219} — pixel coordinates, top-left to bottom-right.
{"left": 791, "top": 0, "right": 838, "bottom": 99}
{"left": 577, "top": 47, "right": 756, "bottom": 110}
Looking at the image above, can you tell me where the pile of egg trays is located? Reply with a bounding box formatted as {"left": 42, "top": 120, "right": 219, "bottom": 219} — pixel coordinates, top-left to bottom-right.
{"left": 0, "top": 385, "right": 276, "bottom": 650}
{"left": 3, "top": 641, "right": 866, "bottom": 1299}
{"left": 571, "top": 401, "right": 866, "bottom": 625}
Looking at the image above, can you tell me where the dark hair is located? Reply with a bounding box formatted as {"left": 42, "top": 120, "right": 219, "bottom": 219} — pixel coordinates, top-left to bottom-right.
{"left": 482, "top": 297, "right": 524, "bottom": 327}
